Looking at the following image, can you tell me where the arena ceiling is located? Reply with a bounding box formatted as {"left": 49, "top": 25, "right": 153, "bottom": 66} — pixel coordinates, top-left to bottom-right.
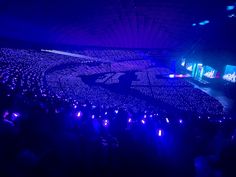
{"left": 0, "top": 0, "right": 235, "bottom": 50}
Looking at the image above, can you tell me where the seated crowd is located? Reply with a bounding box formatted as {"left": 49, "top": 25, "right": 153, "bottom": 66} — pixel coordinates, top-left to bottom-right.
{"left": 0, "top": 48, "right": 235, "bottom": 177}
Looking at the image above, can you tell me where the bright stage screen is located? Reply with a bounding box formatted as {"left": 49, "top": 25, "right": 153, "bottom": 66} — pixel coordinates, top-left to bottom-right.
{"left": 203, "top": 66, "right": 217, "bottom": 78}
{"left": 223, "top": 65, "right": 236, "bottom": 83}
{"left": 185, "top": 63, "right": 193, "bottom": 71}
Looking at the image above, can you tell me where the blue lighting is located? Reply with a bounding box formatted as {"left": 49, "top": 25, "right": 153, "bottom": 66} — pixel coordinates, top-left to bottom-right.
{"left": 192, "top": 23, "right": 197, "bottom": 26}
{"left": 199, "top": 20, "right": 210, "bottom": 26}
{"left": 77, "top": 111, "right": 82, "bottom": 118}
{"left": 199, "top": 22, "right": 205, "bottom": 25}
{"left": 13, "top": 113, "right": 20, "bottom": 117}
{"left": 228, "top": 14, "right": 235, "bottom": 18}
{"left": 227, "top": 5, "right": 235, "bottom": 11}
{"left": 166, "top": 118, "right": 170, "bottom": 123}
{"left": 128, "top": 118, "right": 132, "bottom": 123}
{"left": 169, "top": 74, "right": 175, "bottom": 78}
{"left": 223, "top": 65, "right": 236, "bottom": 83}
{"left": 103, "top": 119, "right": 109, "bottom": 127}
{"left": 92, "top": 115, "right": 95, "bottom": 119}
{"left": 11, "top": 112, "right": 20, "bottom": 121}
{"left": 157, "top": 129, "right": 163, "bottom": 137}
{"left": 3, "top": 111, "right": 10, "bottom": 119}
{"left": 179, "top": 119, "right": 183, "bottom": 124}
{"left": 141, "top": 119, "right": 146, "bottom": 124}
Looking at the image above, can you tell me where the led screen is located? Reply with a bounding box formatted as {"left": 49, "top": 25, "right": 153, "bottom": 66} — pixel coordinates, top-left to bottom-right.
{"left": 185, "top": 63, "right": 193, "bottom": 71}
{"left": 203, "top": 66, "right": 216, "bottom": 78}
{"left": 223, "top": 65, "right": 236, "bottom": 83}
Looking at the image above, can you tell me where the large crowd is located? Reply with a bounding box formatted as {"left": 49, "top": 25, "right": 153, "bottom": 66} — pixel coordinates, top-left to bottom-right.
{"left": 1, "top": 79, "right": 235, "bottom": 176}
{"left": 67, "top": 49, "right": 151, "bottom": 62}
{"left": 0, "top": 48, "right": 227, "bottom": 116}
{"left": 0, "top": 48, "right": 235, "bottom": 176}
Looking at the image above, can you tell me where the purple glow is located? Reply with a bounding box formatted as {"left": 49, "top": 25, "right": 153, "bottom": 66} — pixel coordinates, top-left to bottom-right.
{"left": 179, "top": 119, "right": 183, "bottom": 124}
{"left": 157, "top": 129, "right": 162, "bottom": 137}
{"left": 73, "top": 105, "right": 77, "bottom": 109}
{"left": 128, "top": 118, "right": 132, "bottom": 123}
{"left": 77, "top": 111, "right": 82, "bottom": 118}
{"left": 144, "top": 114, "right": 147, "bottom": 118}
{"left": 92, "top": 115, "right": 95, "bottom": 119}
{"left": 115, "top": 110, "right": 118, "bottom": 114}
{"left": 141, "top": 119, "right": 145, "bottom": 124}
{"left": 3, "top": 119, "right": 14, "bottom": 126}
{"left": 103, "top": 119, "right": 109, "bottom": 127}
{"left": 149, "top": 114, "right": 153, "bottom": 118}
{"left": 11, "top": 112, "right": 20, "bottom": 121}
{"left": 169, "top": 74, "right": 175, "bottom": 78}
{"left": 55, "top": 108, "right": 60, "bottom": 114}
{"left": 12, "top": 112, "right": 20, "bottom": 118}
{"left": 3, "top": 111, "right": 9, "bottom": 119}
{"left": 105, "top": 112, "right": 108, "bottom": 115}
{"left": 166, "top": 118, "right": 170, "bottom": 123}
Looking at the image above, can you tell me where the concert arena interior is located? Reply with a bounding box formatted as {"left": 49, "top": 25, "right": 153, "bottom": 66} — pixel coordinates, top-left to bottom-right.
{"left": 0, "top": 0, "right": 236, "bottom": 177}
